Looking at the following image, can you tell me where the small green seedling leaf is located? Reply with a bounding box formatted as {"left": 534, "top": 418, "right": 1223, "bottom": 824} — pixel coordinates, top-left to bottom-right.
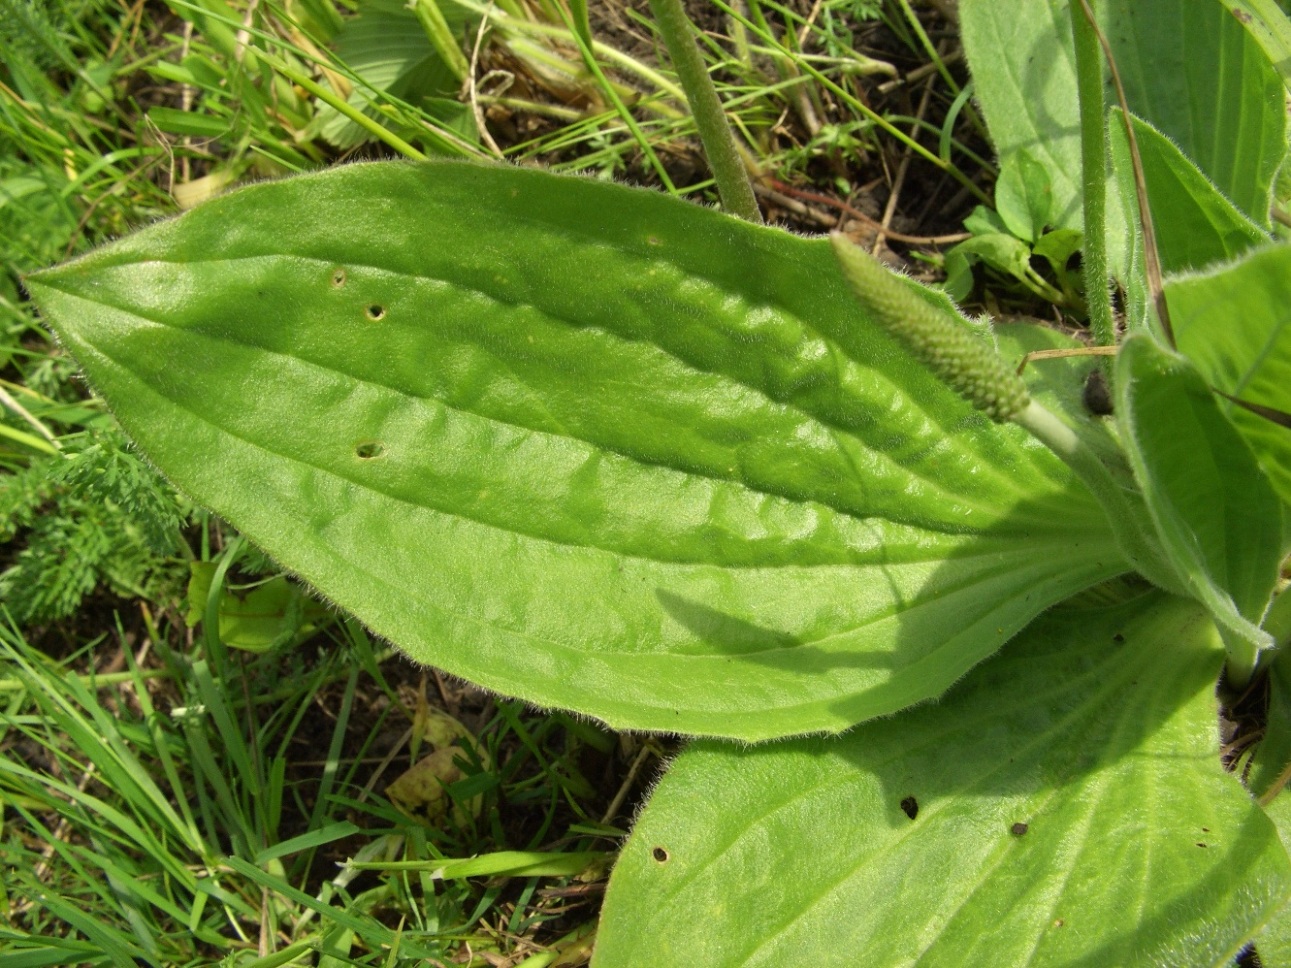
{"left": 945, "top": 232, "right": 1032, "bottom": 282}
{"left": 596, "top": 594, "right": 1291, "bottom": 967}
{"left": 995, "top": 148, "right": 1053, "bottom": 243}
{"left": 26, "top": 161, "right": 1125, "bottom": 740}
{"left": 1115, "top": 334, "right": 1281, "bottom": 680}
{"left": 962, "top": 0, "right": 1284, "bottom": 287}
{"left": 1030, "top": 227, "right": 1082, "bottom": 278}
{"left": 186, "top": 563, "right": 324, "bottom": 653}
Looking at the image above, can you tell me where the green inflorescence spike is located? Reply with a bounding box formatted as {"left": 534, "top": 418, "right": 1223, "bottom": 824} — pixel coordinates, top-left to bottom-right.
{"left": 831, "top": 234, "right": 1030, "bottom": 423}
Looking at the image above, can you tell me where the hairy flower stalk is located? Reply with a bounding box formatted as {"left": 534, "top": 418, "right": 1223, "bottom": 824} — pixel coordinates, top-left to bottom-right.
{"left": 829, "top": 234, "right": 1029, "bottom": 423}
{"left": 830, "top": 234, "right": 1185, "bottom": 598}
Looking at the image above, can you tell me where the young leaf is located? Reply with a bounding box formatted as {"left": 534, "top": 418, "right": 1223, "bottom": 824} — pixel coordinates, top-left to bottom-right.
{"left": 1164, "top": 244, "right": 1291, "bottom": 513}
{"left": 1107, "top": 110, "right": 1268, "bottom": 276}
{"left": 26, "top": 161, "right": 1125, "bottom": 740}
{"left": 1115, "top": 334, "right": 1281, "bottom": 677}
{"left": 994, "top": 149, "right": 1053, "bottom": 244}
{"left": 595, "top": 594, "right": 1291, "bottom": 967}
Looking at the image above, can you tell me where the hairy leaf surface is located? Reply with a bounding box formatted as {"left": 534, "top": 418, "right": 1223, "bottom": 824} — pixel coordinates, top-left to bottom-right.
{"left": 1108, "top": 112, "right": 1268, "bottom": 276}
{"left": 596, "top": 594, "right": 1291, "bottom": 966}
{"left": 1165, "top": 244, "right": 1291, "bottom": 514}
{"left": 1115, "top": 335, "right": 1280, "bottom": 656}
{"left": 27, "top": 161, "right": 1122, "bottom": 738}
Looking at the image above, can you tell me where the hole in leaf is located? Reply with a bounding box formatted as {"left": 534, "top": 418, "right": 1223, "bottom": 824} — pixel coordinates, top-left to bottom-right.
{"left": 331, "top": 267, "right": 347, "bottom": 287}
{"left": 900, "top": 796, "right": 918, "bottom": 820}
{"left": 355, "top": 441, "right": 385, "bottom": 460}
{"left": 365, "top": 304, "right": 386, "bottom": 321}
{"left": 651, "top": 846, "right": 669, "bottom": 863}
{"left": 1011, "top": 822, "right": 1029, "bottom": 836}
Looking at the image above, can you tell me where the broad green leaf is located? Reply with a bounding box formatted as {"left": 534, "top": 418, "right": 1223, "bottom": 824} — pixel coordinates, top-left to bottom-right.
{"left": 596, "top": 594, "right": 1291, "bottom": 967}
{"left": 1250, "top": 634, "right": 1291, "bottom": 805}
{"left": 1103, "top": 0, "right": 1286, "bottom": 227}
{"left": 1108, "top": 111, "right": 1269, "bottom": 276}
{"left": 1226, "top": 0, "right": 1291, "bottom": 89}
{"left": 1115, "top": 335, "right": 1280, "bottom": 658}
{"left": 960, "top": 0, "right": 1085, "bottom": 231}
{"left": 1165, "top": 244, "right": 1291, "bottom": 512}
{"left": 26, "top": 161, "right": 1124, "bottom": 740}
{"left": 1257, "top": 790, "right": 1291, "bottom": 968}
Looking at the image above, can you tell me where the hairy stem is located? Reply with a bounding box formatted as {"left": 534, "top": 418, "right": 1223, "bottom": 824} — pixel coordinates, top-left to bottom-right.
{"left": 646, "top": 0, "right": 763, "bottom": 223}
{"left": 1014, "top": 401, "right": 1182, "bottom": 597}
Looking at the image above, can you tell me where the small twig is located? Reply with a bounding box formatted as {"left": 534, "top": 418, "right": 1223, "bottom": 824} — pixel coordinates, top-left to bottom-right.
{"left": 234, "top": 0, "right": 259, "bottom": 65}
{"left": 1015, "top": 345, "right": 1119, "bottom": 376}
{"left": 876, "top": 49, "right": 963, "bottom": 95}
{"left": 466, "top": 3, "right": 506, "bottom": 159}
{"left": 761, "top": 180, "right": 969, "bottom": 244}
{"left": 179, "top": 20, "right": 194, "bottom": 186}
{"left": 795, "top": 0, "right": 825, "bottom": 48}
{"left": 755, "top": 182, "right": 834, "bottom": 226}
{"left": 874, "top": 65, "right": 938, "bottom": 252}
{"left": 600, "top": 742, "right": 657, "bottom": 826}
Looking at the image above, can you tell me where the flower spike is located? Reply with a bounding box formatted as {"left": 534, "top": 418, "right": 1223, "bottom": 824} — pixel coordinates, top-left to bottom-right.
{"left": 830, "top": 233, "right": 1030, "bottom": 422}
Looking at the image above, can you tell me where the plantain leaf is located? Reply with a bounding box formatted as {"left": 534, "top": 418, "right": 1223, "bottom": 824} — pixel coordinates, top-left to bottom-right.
{"left": 26, "top": 161, "right": 1125, "bottom": 739}
{"left": 960, "top": 0, "right": 1086, "bottom": 232}
{"left": 1108, "top": 110, "right": 1269, "bottom": 276}
{"left": 1165, "top": 244, "right": 1291, "bottom": 514}
{"left": 1099, "top": 0, "right": 1286, "bottom": 228}
{"left": 596, "top": 594, "right": 1291, "bottom": 967}
{"left": 1115, "top": 334, "right": 1281, "bottom": 658}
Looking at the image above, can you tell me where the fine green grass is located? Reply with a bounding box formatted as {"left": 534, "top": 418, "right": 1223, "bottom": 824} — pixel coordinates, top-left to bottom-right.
{"left": 1, "top": 0, "right": 976, "bottom": 961}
